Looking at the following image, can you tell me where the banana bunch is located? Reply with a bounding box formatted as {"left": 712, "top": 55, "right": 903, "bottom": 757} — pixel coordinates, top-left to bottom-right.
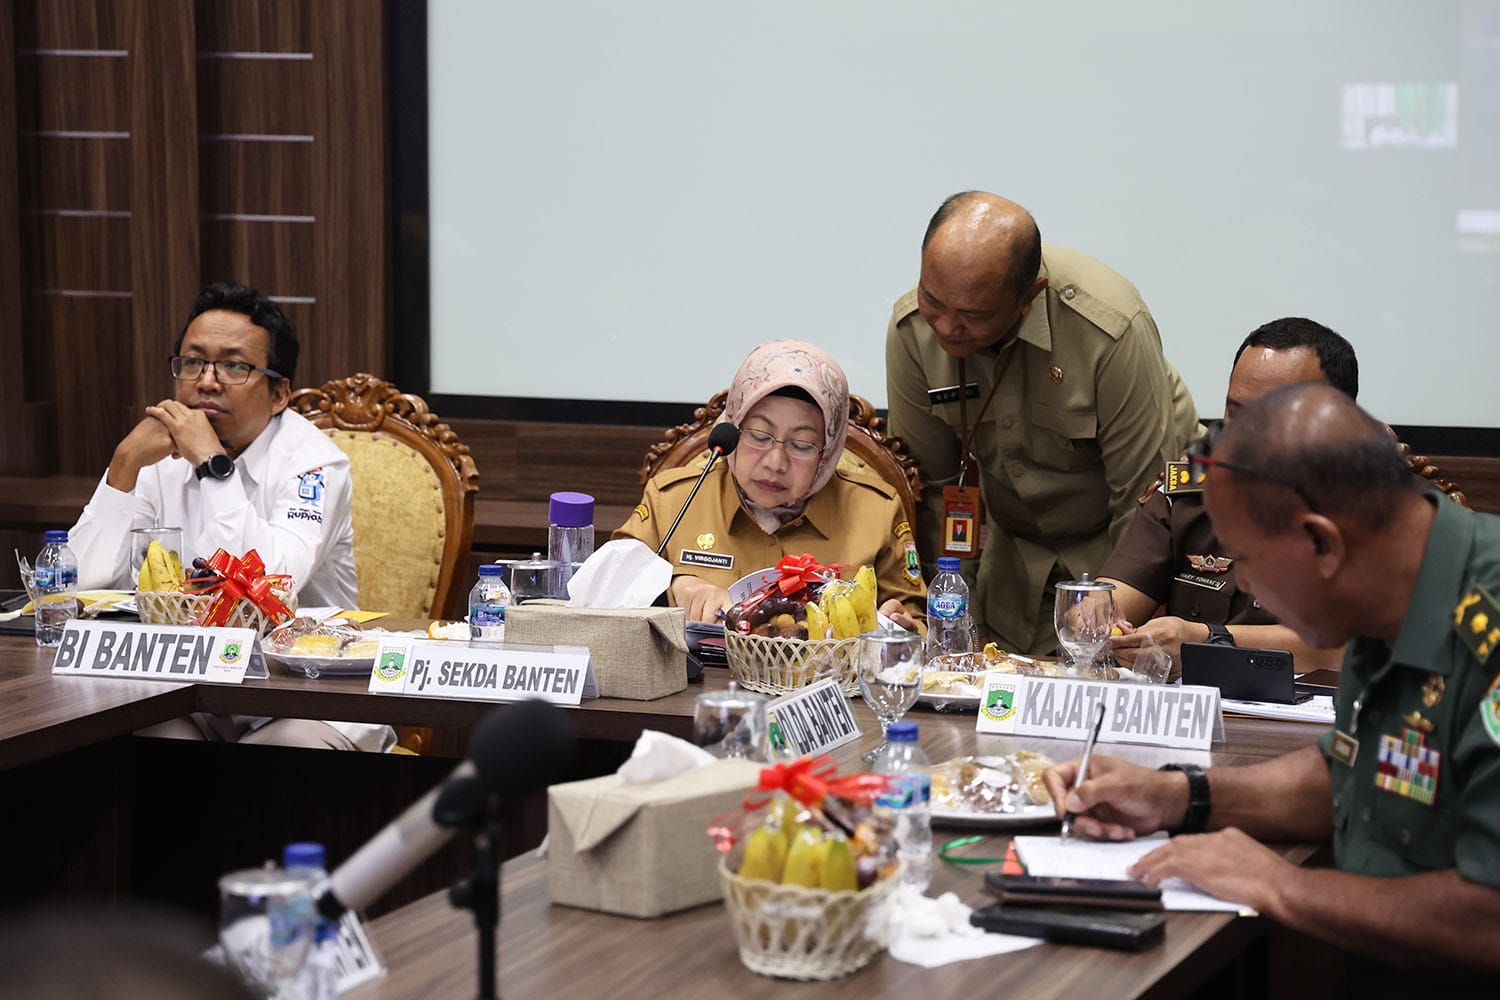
{"left": 738, "top": 823, "right": 860, "bottom": 892}
{"left": 805, "top": 565, "right": 880, "bottom": 640}
{"left": 137, "top": 540, "right": 185, "bottom": 592}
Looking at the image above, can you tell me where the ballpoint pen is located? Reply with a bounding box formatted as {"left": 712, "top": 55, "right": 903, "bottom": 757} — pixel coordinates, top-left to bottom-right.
{"left": 1059, "top": 701, "right": 1107, "bottom": 844}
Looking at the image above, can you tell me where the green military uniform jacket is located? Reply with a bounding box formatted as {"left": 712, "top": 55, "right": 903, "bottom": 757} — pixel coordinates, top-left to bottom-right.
{"left": 613, "top": 462, "right": 928, "bottom": 622}
{"left": 886, "top": 244, "right": 1199, "bottom": 654}
{"left": 1317, "top": 494, "right": 1500, "bottom": 996}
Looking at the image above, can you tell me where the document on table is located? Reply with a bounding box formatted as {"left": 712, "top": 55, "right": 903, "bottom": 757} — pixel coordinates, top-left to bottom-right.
{"left": 1011, "top": 834, "right": 1253, "bottom": 913}
{"left": 1222, "top": 695, "right": 1335, "bottom": 724}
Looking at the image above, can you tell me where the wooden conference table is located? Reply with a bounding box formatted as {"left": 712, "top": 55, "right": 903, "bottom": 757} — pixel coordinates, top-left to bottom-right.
{"left": 0, "top": 632, "right": 1332, "bottom": 997}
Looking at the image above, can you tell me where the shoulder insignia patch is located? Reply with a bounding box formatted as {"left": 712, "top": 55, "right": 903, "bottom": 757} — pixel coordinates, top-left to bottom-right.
{"left": 1453, "top": 584, "right": 1500, "bottom": 665}
{"left": 1164, "top": 461, "right": 1205, "bottom": 495}
{"left": 894, "top": 520, "right": 912, "bottom": 539}
{"left": 633, "top": 503, "right": 649, "bottom": 522}
{"left": 1186, "top": 554, "right": 1234, "bottom": 574}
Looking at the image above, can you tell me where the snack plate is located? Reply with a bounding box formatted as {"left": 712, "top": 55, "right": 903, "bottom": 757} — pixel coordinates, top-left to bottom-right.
{"left": 916, "top": 690, "right": 982, "bottom": 712}
{"left": 930, "top": 801, "right": 1058, "bottom": 829}
{"left": 264, "top": 651, "right": 375, "bottom": 679}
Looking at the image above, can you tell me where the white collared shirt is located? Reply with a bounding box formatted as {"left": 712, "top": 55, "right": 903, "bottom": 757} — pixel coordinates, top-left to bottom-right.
{"left": 70, "top": 410, "right": 358, "bottom": 607}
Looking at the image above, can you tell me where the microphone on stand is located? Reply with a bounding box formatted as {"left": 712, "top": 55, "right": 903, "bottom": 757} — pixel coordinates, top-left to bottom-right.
{"left": 655, "top": 422, "right": 740, "bottom": 558}
{"left": 316, "top": 700, "right": 576, "bottom": 921}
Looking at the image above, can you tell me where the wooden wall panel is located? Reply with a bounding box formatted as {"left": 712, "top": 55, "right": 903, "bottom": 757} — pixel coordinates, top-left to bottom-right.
{"left": 0, "top": 3, "right": 35, "bottom": 476}
{"left": 30, "top": 0, "right": 126, "bottom": 49}
{"left": 32, "top": 215, "right": 130, "bottom": 289}
{"left": 200, "top": 219, "right": 315, "bottom": 295}
{"left": 23, "top": 136, "right": 129, "bottom": 209}
{"left": 27, "top": 53, "right": 128, "bottom": 132}
{"left": 199, "top": 139, "right": 314, "bottom": 215}
{"left": 197, "top": 57, "right": 315, "bottom": 136}
{"left": 44, "top": 296, "right": 134, "bottom": 473}
{"left": 195, "top": 0, "right": 310, "bottom": 52}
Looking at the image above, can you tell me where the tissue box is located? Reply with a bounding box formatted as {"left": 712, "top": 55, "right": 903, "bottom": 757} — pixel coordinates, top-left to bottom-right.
{"left": 547, "top": 759, "right": 762, "bottom": 918}
{"left": 505, "top": 605, "right": 688, "bottom": 700}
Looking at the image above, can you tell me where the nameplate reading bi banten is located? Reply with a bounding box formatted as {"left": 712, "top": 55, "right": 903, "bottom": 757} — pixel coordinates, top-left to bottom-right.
{"left": 367, "top": 639, "right": 598, "bottom": 705}
{"left": 976, "top": 673, "right": 1224, "bottom": 751}
{"left": 767, "top": 678, "right": 862, "bottom": 757}
{"left": 51, "top": 620, "right": 264, "bottom": 684}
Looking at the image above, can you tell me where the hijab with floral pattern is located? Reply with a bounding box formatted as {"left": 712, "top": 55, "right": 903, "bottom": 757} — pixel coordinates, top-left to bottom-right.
{"left": 719, "top": 340, "right": 850, "bottom": 532}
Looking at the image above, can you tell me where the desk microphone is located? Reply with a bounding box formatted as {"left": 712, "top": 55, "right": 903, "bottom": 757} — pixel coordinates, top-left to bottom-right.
{"left": 316, "top": 700, "right": 576, "bottom": 920}
{"left": 655, "top": 422, "right": 740, "bottom": 558}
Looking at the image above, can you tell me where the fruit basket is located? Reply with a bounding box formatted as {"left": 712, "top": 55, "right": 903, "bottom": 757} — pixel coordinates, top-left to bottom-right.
{"left": 719, "top": 856, "right": 900, "bottom": 980}
{"left": 135, "top": 588, "right": 296, "bottom": 638}
{"left": 723, "top": 632, "right": 861, "bottom": 697}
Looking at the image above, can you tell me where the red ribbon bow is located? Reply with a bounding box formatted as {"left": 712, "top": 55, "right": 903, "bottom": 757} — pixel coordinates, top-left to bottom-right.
{"left": 187, "top": 548, "right": 294, "bottom": 627}
{"left": 770, "top": 554, "right": 838, "bottom": 596}
{"left": 743, "top": 755, "right": 890, "bottom": 812}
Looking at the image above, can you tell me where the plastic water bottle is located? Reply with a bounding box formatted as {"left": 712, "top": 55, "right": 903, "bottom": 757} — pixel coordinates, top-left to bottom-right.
{"left": 283, "top": 842, "right": 338, "bottom": 1000}
{"left": 926, "top": 556, "right": 977, "bottom": 657}
{"left": 469, "top": 564, "right": 511, "bottom": 640}
{"left": 547, "top": 491, "right": 595, "bottom": 599}
{"left": 34, "top": 529, "right": 79, "bottom": 647}
{"left": 873, "top": 721, "right": 933, "bottom": 891}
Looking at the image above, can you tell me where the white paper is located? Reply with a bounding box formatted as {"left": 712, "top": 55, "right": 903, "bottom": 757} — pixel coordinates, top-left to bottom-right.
{"left": 1221, "top": 695, "right": 1335, "bottom": 724}
{"left": 1012, "top": 834, "right": 1251, "bottom": 913}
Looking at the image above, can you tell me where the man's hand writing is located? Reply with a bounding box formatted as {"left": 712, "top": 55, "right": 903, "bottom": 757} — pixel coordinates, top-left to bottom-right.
{"left": 1041, "top": 754, "right": 1190, "bottom": 841}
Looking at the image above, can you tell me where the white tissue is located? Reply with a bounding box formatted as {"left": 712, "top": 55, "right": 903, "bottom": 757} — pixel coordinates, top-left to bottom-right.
{"left": 870, "top": 885, "right": 1040, "bottom": 967}
{"left": 615, "top": 729, "right": 717, "bottom": 785}
{"left": 566, "top": 539, "right": 673, "bottom": 608}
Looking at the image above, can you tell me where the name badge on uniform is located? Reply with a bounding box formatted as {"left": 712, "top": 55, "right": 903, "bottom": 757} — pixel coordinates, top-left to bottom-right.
{"left": 927, "top": 383, "right": 980, "bottom": 406}
{"left": 940, "top": 485, "right": 983, "bottom": 559}
{"left": 1330, "top": 729, "right": 1359, "bottom": 767}
{"left": 1164, "top": 461, "right": 1206, "bottom": 495}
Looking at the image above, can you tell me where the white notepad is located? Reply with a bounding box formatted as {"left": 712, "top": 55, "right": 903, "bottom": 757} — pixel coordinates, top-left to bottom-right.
{"left": 1012, "top": 834, "right": 1252, "bottom": 913}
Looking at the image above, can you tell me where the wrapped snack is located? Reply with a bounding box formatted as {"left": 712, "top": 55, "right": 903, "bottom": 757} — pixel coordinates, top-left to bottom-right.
{"left": 264, "top": 616, "right": 372, "bottom": 656}
{"left": 726, "top": 554, "right": 838, "bottom": 640}
{"left": 930, "top": 752, "right": 1055, "bottom": 816}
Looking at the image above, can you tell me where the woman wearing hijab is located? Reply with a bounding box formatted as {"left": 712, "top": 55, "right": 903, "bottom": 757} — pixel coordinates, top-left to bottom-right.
{"left": 615, "top": 340, "right": 927, "bottom": 626}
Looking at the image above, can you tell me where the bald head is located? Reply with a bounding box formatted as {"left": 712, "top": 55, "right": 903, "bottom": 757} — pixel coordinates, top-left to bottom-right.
{"left": 916, "top": 192, "right": 1046, "bottom": 358}
{"left": 1213, "top": 383, "right": 1415, "bottom": 535}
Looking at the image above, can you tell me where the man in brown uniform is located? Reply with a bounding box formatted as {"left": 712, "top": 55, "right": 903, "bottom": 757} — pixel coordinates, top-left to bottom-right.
{"left": 1100, "top": 318, "right": 1357, "bottom": 673}
{"left": 886, "top": 192, "right": 1198, "bottom": 654}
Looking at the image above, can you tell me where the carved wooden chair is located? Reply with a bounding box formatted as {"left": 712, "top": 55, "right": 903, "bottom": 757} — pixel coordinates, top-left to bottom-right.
{"left": 290, "top": 374, "right": 479, "bottom": 621}
{"left": 640, "top": 390, "right": 924, "bottom": 527}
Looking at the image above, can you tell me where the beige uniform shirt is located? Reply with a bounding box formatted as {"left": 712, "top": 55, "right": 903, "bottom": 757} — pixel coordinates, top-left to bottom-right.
{"left": 613, "top": 462, "right": 927, "bottom": 622}
{"left": 886, "top": 244, "right": 1198, "bottom": 654}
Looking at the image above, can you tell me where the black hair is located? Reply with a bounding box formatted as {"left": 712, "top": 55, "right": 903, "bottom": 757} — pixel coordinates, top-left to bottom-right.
{"left": 1231, "top": 317, "right": 1358, "bottom": 401}
{"left": 175, "top": 282, "right": 299, "bottom": 384}
{"left": 921, "top": 191, "right": 1042, "bottom": 300}
{"left": 1216, "top": 383, "right": 1415, "bottom": 534}
{"left": 768, "top": 385, "right": 818, "bottom": 407}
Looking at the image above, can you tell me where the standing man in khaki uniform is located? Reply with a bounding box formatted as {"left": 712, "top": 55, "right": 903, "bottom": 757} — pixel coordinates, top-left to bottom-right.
{"left": 886, "top": 192, "right": 1198, "bottom": 654}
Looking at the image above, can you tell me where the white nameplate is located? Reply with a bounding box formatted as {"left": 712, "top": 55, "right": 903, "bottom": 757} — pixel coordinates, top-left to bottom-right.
{"left": 366, "top": 639, "right": 598, "bottom": 704}
{"left": 51, "top": 619, "right": 263, "bottom": 684}
{"left": 332, "top": 910, "right": 386, "bottom": 993}
{"left": 767, "top": 678, "right": 862, "bottom": 758}
{"left": 976, "top": 673, "right": 1223, "bottom": 751}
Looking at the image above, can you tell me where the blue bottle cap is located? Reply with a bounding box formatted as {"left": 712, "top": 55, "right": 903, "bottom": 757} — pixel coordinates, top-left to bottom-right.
{"left": 936, "top": 556, "right": 960, "bottom": 573}
{"left": 479, "top": 564, "right": 506, "bottom": 577}
{"left": 886, "top": 721, "right": 919, "bottom": 742}
{"left": 44, "top": 530, "right": 69, "bottom": 544}
{"left": 283, "top": 841, "right": 326, "bottom": 870}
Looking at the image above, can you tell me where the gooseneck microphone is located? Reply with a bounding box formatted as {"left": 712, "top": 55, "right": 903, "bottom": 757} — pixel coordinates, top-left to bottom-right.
{"left": 316, "top": 700, "right": 576, "bottom": 920}
{"left": 655, "top": 422, "right": 740, "bottom": 558}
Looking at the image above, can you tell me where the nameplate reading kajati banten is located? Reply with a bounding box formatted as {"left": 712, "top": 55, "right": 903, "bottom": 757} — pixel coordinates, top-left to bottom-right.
{"left": 976, "top": 673, "right": 1224, "bottom": 751}
{"left": 767, "top": 678, "right": 862, "bottom": 758}
{"left": 367, "top": 638, "right": 598, "bottom": 705}
{"left": 51, "top": 619, "right": 264, "bottom": 684}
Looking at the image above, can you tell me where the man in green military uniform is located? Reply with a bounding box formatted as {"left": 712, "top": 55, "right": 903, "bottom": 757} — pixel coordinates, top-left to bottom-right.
{"left": 1044, "top": 384, "right": 1500, "bottom": 994}
{"left": 886, "top": 191, "right": 1198, "bottom": 654}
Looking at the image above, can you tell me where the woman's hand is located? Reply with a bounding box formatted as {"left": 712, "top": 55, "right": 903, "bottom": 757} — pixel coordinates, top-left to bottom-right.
{"left": 879, "top": 598, "right": 917, "bottom": 632}
{"left": 669, "top": 576, "right": 733, "bottom": 623}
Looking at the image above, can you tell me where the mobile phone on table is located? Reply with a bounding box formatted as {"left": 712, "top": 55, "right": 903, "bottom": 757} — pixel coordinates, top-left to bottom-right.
{"left": 984, "top": 873, "right": 1163, "bottom": 911}
{"left": 970, "top": 904, "right": 1166, "bottom": 950}
{"left": 1295, "top": 668, "right": 1341, "bottom": 695}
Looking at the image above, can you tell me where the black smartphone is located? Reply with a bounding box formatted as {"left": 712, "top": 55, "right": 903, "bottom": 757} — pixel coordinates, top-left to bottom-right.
{"left": 984, "top": 873, "right": 1163, "bottom": 911}
{"left": 1295, "top": 668, "right": 1341, "bottom": 695}
{"left": 970, "top": 904, "right": 1166, "bottom": 950}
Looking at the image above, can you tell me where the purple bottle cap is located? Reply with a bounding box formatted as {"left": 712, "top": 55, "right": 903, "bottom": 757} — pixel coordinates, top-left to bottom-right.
{"left": 549, "top": 491, "right": 595, "bottom": 528}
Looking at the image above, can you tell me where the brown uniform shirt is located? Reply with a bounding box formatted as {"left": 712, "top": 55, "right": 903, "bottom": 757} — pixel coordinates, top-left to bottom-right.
{"left": 886, "top": 244, "right": 1199, "bottom": 654}
{"left": 1097, "top": 485, "right": 1276, "bottom": 628}
{"left": 613, "top": 462, "right": 928, "bottom": 621}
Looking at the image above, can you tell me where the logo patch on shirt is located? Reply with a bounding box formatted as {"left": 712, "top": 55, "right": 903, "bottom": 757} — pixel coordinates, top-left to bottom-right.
{"left": 1483, "top": 688, "right": 1500, "bottom": 748}
{"left": 1165, "top": 461, "right": 1206, "bottom": 494}
{"left": 633, "top": 504, "right": 649, "bottom": 522}
{"left": 1453, "top": 585, "right": 1500, "bottom": 665}
{"left": 296, "top": 468, "right": 326, "bottom": 508}
{"left": 287, "top": 508, "right": 323, "bottom": 524}
{"left": 696, "top": 532, "right": 716, "bottom": 550}
{"left": 681, "top": 550, "right": 733, "bottom": 571}
{"left": 1186, "top": 553, "right": 1233, "bottom": 574}
{"left": 904, "top": 541, "right": 921, "bottom": 583}
{"left": 894, "top": 520, "right": 912, "bottom": 539}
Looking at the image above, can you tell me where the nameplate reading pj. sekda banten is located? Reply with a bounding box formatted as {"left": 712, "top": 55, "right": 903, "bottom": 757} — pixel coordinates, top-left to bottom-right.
{"left": 976, "top": 673, "right": 1224, "bottom": 751}
{"left": 51, "top": 619, "right": 265, "bottom": 684}
{"left": 367, "top": 638, "right": 598, "bottom": 705}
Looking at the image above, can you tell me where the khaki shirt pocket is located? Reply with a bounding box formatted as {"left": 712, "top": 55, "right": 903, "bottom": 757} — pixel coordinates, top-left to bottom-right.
{"left": 1027, "top": 403, "right": 1099, "bottom": 473}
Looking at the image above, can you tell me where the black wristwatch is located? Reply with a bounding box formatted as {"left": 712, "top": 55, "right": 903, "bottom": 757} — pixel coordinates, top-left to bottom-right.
{"left": 1158, "top": 763, "right": 1211, "bottom": 834}
{"left": 1204, "top": 623, "right": 1235, "bottom": 647}
{"left": 195, "top": 452, "right": 235, "bottom": 481}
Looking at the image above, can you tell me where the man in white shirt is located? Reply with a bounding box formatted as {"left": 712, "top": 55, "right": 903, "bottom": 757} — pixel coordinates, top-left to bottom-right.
{"left": 69, "top": 282, "right": 388, "bottom": 751}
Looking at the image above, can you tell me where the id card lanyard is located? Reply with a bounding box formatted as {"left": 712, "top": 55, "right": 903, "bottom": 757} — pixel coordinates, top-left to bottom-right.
{"left": 941, "top": 350, "right": 1014, "bottom": 559}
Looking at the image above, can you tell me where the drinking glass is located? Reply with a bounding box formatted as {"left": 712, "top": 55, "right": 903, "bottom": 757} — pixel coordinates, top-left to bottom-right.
{"left": 218, "top": 865, "right": 317, "bottom": 999}
{"left": 857, "top": 629, "right": 924, "bottom": 762}
{"left": 129, "top": 526, "right": 184, "bottom": 589}
{"left": 693, "top": 682, "right": 769, "bottom": 760}
{"left": 509, "top": 553, "right": 557, "bottom": 604}
{"left": 1054, "top": 577, "right": 1118, "bottom": 676}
